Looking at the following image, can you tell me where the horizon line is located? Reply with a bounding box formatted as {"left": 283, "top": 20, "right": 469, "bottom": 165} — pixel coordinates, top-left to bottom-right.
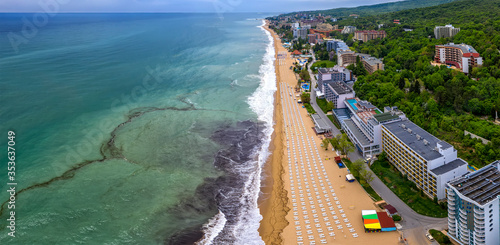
{"left": 0, "top": 11, "right": 283, "bottom": 14}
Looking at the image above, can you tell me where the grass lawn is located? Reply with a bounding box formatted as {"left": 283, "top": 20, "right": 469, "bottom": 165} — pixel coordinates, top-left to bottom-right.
{"left": 316, "top": 98, "right": 331, "bottom": 113}
{"left": 429, "top": 229, "right": 452, "bottom": 244}
{"left": 342, "top": 158, "right": 382, "bottom": 201}
{"left": 371, "top": 159, "right": 448, "bottom": 218}
{"left": 327, "top": 115, "right": 341, "bottom": 130}
{"left": 303, "top": 103, "right": 316, "bottom": 114}
{"left": 311, "top": 60, "right": 336, "bottom": 73}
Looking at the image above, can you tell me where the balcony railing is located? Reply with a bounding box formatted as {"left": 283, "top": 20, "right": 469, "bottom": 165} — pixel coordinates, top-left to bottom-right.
{"left": 474, "top": 207, "right": 485, "bottom": 214}
{"left": 448, "top": 199, "right": 456, "bottom": 206}
{"left": 474, "top": 218, "right": 485, "bottom": 225}
{"left": 474, "top": 212, "right": 485, "bottom": 219}
{"left": 474, "top": 235, "right": 486, "bottom": 244}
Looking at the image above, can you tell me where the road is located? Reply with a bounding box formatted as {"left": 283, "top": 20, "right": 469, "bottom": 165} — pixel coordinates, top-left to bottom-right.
{"left": 307, "top": 49, "right": 446, "bottom": 244}
{"left": 307, "top": 52, "right": 341, "bottom": 136}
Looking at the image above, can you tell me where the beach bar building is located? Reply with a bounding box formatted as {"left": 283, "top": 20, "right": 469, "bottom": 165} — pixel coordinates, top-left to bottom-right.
{"left": 311, "top": 114, "right": 332, "bottom": 134}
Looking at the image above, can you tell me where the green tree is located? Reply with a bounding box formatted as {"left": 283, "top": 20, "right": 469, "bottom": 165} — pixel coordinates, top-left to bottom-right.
{"left": 301, "top": 93, "right": 311, "bottom": 103}
{"left": 339, "top": 133, "right": 355, "bottom": 156}
{"left": 322, "top": 138, "right": 330, "bottom": 151}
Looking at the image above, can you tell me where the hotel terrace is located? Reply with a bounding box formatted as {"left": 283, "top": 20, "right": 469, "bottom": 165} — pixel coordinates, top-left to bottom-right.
{"left": 434, "top": 43, "right": 482, "bottom": 73}
{"left": 382, "top": 120, "right": 468, "bottom": 200}
{"left": 333, "top": 99, "right": 405, "bottom": 157}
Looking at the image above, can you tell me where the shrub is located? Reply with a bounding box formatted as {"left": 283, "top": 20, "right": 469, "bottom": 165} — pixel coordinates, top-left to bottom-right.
{"left": 392, "top": 215, "right": 401, "bottom": 221}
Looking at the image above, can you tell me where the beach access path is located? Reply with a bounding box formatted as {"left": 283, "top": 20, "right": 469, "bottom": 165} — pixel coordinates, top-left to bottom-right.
{"left": 267, "top": 26, "right": 399, "bottom": 245}
{"left": 308, "top": 52, "right": 446, "bottom": 245}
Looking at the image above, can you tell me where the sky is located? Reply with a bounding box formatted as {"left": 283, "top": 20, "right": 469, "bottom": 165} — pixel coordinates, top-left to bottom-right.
{"left": 0, "top": 0, "right": 402, "bottom": 13}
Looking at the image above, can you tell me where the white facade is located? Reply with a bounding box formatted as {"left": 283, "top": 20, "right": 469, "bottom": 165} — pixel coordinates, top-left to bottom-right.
{"left": 439, "top": 48, "right": 446, "bottom": 63}
{"left": 382, "top": 121, "right": 469, "bottom": 200}
{"left": 447, "top": 161, "right": 500, "bottom": 245}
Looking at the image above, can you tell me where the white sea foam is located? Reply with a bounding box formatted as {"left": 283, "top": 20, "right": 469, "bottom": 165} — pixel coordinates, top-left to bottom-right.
{"left": 198, "top": 19, "right": 276, "bottom": 245}
{"left": 232, "top": 19, "right": 276, "bottom": 245}
{"left": 196, "top": 210, "right": 227, "bottom": 245}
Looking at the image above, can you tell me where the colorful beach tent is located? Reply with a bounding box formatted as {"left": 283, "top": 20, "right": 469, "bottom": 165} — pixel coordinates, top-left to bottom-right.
{"left": 362, "top": 210, "right": 396, "bottom": 232}
{"left": 362, "top": 210, "right": 380, "bottom": 230}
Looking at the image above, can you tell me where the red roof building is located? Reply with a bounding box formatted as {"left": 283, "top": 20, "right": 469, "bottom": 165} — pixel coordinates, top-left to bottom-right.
{"left": 435, "top": 43, "right": 483, "bottom": 73}
{"left": 292, "top": 50, "right": 303, "bottom": 56}
{"left": 385, "top": 204, "right": 398, "bottom": 215}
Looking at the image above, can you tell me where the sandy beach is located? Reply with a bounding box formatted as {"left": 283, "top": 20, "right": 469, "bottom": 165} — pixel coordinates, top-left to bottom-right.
{"left": 259, "top": 22, "right": 400, "bottom": 245}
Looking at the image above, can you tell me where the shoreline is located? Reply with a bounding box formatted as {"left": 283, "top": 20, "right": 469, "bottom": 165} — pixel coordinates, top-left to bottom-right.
{"left": 258, "top": 22, "right": 289, "bottom": 245}
{"left": 258, "top": 21, "right": 401, "bottom": 245}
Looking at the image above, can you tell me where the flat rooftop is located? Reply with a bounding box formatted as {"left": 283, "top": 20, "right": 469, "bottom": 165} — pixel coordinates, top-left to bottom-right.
{"left": 318, "top": 66, "right": 348, "bottom": 74}
{"left": 383, "top": 120, "right": 453, "bottom": 161}
{"left": 364, "top": 57, "right": 383, "bottom": 66}
{"left": 344, "top": 119, "right": 371, "bottom": 146}
{"left": 312, "top": 114, "right": 331, "bottom": 131}
{"left": 449, "top": 161, "right": 500, "bottom": 205}
{"left": 430, "top": 158, "right": 467, "bottom": 176}
{"left": 441, "top": 43, "right": 478, "bottom": 54}
{"left": 327, "top": 81, "right": 353, "bottom": 95}
{"left": 373, "top": 112, "right": 399, "bottom": 123}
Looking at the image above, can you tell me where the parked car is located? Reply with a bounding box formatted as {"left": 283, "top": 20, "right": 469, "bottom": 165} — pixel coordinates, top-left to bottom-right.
{"left": 425, "top": 233, "right": 434, "bottom": 241}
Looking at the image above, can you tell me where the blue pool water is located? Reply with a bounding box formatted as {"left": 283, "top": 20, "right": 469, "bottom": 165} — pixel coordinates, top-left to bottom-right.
{"left": 302, "top": 83, "right": 310, "bottom": 90}
{"left": 347, "top": 99, "right": 358, "bottom": 110}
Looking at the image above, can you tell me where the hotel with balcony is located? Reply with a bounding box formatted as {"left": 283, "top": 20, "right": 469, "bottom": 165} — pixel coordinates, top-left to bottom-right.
{"left": 336, "top": 51, "right": 384, "bottom": 74}
{"left": 435, "top": 43, "right": 482, "bottom": 73}
{"left": 381, "top": 120, "right": 468, "bottom": 200}
{"left": 447, "top": 161, "right": 500, "bottom": 245}
{"left": 334, "top": 99, "right": 405, "bottom": 157}
{"left": 316, "top": 66, "right": 352, "bottom": 94}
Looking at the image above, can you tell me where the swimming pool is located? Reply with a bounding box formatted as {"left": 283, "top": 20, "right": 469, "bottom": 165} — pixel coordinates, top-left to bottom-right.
{"left": 302, "top": 83, "right": 310, "bottom": 90}
{"left": 347, "top": 99, "right": 358, "bottom": 110}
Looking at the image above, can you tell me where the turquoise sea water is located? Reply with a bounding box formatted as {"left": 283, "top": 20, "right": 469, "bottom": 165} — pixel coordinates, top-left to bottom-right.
{"left": 0, "top": 13, "right": 276, "bottom": 244}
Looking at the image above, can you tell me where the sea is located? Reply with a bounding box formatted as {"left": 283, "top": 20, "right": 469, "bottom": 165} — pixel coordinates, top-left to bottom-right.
{"left": 0, "top": 13, "right": 276, "bottom": 244}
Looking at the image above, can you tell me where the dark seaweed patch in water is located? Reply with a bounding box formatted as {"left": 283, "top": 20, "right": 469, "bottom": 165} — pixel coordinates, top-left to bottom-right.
{"left": 165, "top": 120, "right": 265, "bottom": 245}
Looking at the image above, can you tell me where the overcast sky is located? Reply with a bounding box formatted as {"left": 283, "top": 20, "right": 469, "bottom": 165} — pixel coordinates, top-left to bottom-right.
{"left": 0, "top": 0, "right": 402, "bottom": 13}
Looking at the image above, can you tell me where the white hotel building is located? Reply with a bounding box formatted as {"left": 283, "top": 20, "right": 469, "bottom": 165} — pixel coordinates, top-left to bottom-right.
{"left": 447, "top": 161, "right": 500, "bottom": 245}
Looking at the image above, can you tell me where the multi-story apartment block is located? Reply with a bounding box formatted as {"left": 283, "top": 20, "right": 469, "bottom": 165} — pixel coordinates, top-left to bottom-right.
{"left": 337, "top": 49, "right": 357, "bottom": 67}
{"left": 341, "top": 26, "right": 356, "bottom": 34}
{"left": 447, "top": 161, "right": 500, "bottom": 245}
{"left": 317, "top": 66, "right": 352, "bottom": 94}
{"left": 336, "top": 99, "right": 405, "bottom": 157}
{"left": 381, "top": 120, "right": 468, "bottom": 199}
{"left": 324, "top": 81, "right": 355, "bottom": 109}
{"left": 362, "top": 56, "right": 385, "bottom": 74}
{"left": 308, "top": 33, "right": 321, "bottom": 44}
{"left": 337, "top": 51, "right": 384, "bottom": 73}
{"left": 354, "top": 30, "right": 387, "bottom": 42}
{"left": 435, "top": 43, "right": 482, "bottom": 73}
{"left": 434, "top": 24, "right": 460, "bottom": 39}
{"left": 293, "top": 25, "right": 311, "bottom": 40}
{"left": 326, "top": 39, "right": 349, "bottom": 52}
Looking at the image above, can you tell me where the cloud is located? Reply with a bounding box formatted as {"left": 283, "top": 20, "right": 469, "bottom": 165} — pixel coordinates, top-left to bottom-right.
{"left": 0, "top": 0, "right": 402, "bottom": 13}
